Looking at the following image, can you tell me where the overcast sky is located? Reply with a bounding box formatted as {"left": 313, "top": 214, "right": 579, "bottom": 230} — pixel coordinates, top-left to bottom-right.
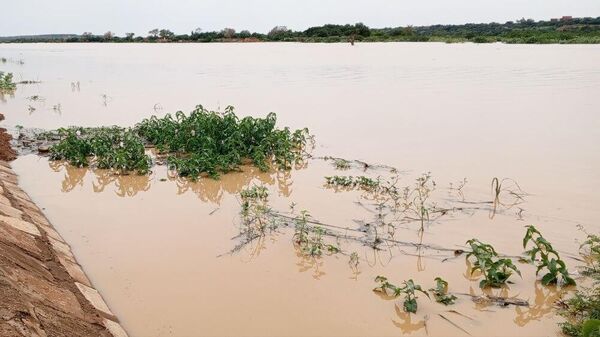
{"left": 2, "top": 0, "right": 600, "bottom": 36}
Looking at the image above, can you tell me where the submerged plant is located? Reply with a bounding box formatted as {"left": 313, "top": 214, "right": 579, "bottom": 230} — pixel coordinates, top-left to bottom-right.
{"left": 45, "top": 105, "right": 311, "bottom": 178}
{"left": 0, "top": 72, "right": 16, "bottom": 91}
{"left": 292, "top": 212, "right": 339, "bottom": 257}
{"left": 324, "top": 175, "right": 380, "bottom": 191}
{"left": 523, "top": 225, "right": 575, "bottom": 286}
{"left": 373, "top": 276, "right": 430, "bottom": 313}
{"left": 49, "top": 127, "right": 150, "bottom": 174}
{"left": 239, "top": 185, "right": 276, "bottom": 237}
{"left": 430, "top": 277, "right": 457, "bottom": 305}
{"left": 466, "top": 239, "right": 521, "bottom": 288}
{"left": 137, "top": 105, "right": 311, "bottom": 179}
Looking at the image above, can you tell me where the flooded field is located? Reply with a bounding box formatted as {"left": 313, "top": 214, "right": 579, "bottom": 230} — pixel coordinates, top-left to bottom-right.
{"left": 2, "top": 43, "right": 600, "bottom": 336}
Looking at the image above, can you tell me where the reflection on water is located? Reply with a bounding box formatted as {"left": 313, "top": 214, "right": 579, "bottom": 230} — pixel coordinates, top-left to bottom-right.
{"left": 514, "top": 281, "right": 564, "bottom": 326}
{"left": 50, "top": 159, "right": 302, "bottom": 202}
{"left": 392, "top": 307, "right": 427, "bottom": 334}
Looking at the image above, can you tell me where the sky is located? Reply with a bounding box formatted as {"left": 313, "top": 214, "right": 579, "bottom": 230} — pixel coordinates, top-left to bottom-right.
{"left": 2, "top": 0, "right": 600, "bottom": 36}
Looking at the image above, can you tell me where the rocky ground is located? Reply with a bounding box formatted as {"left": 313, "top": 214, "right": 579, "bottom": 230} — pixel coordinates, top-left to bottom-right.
{"left": 0, "top": 113, "right": 127, "bottom": 337}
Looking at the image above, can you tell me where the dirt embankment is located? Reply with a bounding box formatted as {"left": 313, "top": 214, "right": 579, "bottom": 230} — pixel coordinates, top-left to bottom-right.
{"left": 0, "top": 114, "right": 17, "bottom": 161}
{"left": 0, "top": 113, "right": 127, "bottom": 337}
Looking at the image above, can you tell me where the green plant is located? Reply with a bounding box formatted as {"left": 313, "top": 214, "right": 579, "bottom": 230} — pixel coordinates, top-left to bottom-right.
{"left": 45, "top": 105, "right": 310, "bottom": 178}
{"left": 559, "top": 286, "right": 600, "bottom": 336}
{"left": 333, "top": 158, "right": 351, "bottom": 170}
{"left": 523, "top": 225, "right": 575, "bottom": 286}
{"left": 430, "top": 277, "right": 457, "bottom": 305}
{"left": 292, "top": 215, "right": 338, "bottom": 256}
{"left": 49, "top": 127, "right": 150, "bottom": 174}
{"left": 324, "top": 175, "right": 380, "bottom": 191}
{"left": 581, "top": 232, "right": 600, "bottom": 277}
{"left": 466, "top": 239, "right": 521, "bottom": 288}
{"left": 136, "top": 105, "right": 310, "bottom": 179}
{"left": 373, "top": 276, "right": 429, "bottom": 313}
{"left": 0, "top": 72, "right": 16, "bottom": 91}
{"left": 239, "top": 185, "right": 276, "bottom": 236}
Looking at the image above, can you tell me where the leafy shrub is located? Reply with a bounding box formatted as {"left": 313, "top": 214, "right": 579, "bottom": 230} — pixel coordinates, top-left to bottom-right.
{"left": 466, "top": 239, "right": 521, "bottom": 288}
{"left": 135, "top": 105, "right": 310, "bottom": 178}
{"left": 523, "top": 225, "right": 575, "bottom": 286}
{"left": 430, "top": 277, "right": 457, "bottom": 305}
{"left": 0, "top": 72, "right": 16, "bottom": 91}
{"left": 48, "top": 105, "right": 310, "bottom": 177}
{"left": 50, "top": 127, "right": 150, "bottom": 174}
{"left": 373, "top": 276, "right": 429, "bottom": 313}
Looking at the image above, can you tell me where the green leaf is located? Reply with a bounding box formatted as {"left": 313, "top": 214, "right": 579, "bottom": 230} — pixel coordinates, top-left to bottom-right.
{"left": 541, "top": 273, "right": 557, "bottom": 285}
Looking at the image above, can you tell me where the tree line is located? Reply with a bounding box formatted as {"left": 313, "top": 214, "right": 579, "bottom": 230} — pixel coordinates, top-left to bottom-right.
{"left": 2, "top": 17, "right": 600, "bottom": 44}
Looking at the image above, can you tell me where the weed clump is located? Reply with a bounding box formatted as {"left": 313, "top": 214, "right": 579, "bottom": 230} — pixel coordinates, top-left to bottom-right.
{"left": 558, "top": 229, "right": 600, "bottom": 336}
{"left": 325, "top": 175, "right": 380, "bottom": 191}
{"left": 430, "top": 277, "right": 457, "bottom": 305}
{"left": 50, "top": 127, "right": 150, "bottom": 174}
{"left": 0, "top": 72, "right": 16, "bottom": 91}
{"left": 135, "top": 105, "right": 310, "bottom": 178}
{"left": 466, "top": 239, "right": 521, "bottom": 288}
{"left": 46, "top": 105, "right": 311, "bottom": 177}
{"left": 523, "top": 225, "right": 575, "bottom": 286}
{"left": 373, "top": 276, "right": 429, "bottom": 313}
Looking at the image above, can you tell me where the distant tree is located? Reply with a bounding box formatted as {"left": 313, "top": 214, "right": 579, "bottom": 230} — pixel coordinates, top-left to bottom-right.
{"left": 194, "top": 27, "right": 203, "bottom": 35}
{"left": 354, "top": 22, "right": 371, "bottom": 37}
{"left": 239, "top": 30, "right": 251, "bottom": 38}
{"left": 125, "top": 32, "right": 135, "bottom": 40}
{"left": 268, "top": 26, "right": 290, "bottom": 40}
{"left": 159, "top": 29, "right": 175, "bottom": 40}
{"left": 221, "top": 28, "right": 236, "bottom": 39}
{"left": 148, "top": 29, "right": 159, "bottom": 38}
{"left": 403, "top": 25, "right": 414, "bottom": 36}
{"left": 103, "top": 31, "right": 114, "bottom": 40}
{"left": 81, "top": 32, "right": 93, "bottom": 42}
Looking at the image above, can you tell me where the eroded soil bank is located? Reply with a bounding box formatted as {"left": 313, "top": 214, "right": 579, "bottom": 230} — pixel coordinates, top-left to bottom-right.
{"left": 0, "top": 113, "right": 126, "bottom": 337}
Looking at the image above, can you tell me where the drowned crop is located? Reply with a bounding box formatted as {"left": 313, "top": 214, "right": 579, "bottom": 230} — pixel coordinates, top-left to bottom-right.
{"left": 46, "top": 105, "right": 311, "bottom": 177}
{"left": 430, "top": 277, "right": 457, "bottom": 305}
{"left": 373, "top": 276, "right": 430, "bottom": 313}
{"left": 50, "top": 127, "right": 150, "bottom": 174}
{"left": 0, "top": 72, "right": 16, "bottom": 91}
{"left": 466, "top": 239, "right": 521, "bottom": 288}
{"left": 523, "top": 225, "right": 575, "bottom": 286}
{"left": 136, "top": 105, "right": 310, "bottom": 178}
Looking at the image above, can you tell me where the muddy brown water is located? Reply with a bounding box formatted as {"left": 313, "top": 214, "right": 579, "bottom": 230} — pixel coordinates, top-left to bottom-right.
{"left": 2, "top": 43, "right": 600, "bottom": 336}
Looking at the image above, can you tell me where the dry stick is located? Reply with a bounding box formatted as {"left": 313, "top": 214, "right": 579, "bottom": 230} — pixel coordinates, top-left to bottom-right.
{"left": 446, "top": 310, "right": 475, "bottom": 321}
{"left": 438, "top": 313, "right": 471, "bottom": 336}
{"left": 272, "top": 212, "right": 460, "bottom": 252}
{"left": 454, "top": 292, "right": 529, "bottom": 307}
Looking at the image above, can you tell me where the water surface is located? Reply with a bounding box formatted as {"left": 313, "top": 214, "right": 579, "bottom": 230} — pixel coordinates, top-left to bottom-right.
{"left": 2, "top": 43, "right": 600, "bottom": 336}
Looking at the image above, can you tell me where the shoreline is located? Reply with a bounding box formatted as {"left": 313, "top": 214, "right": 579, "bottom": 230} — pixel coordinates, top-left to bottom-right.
{"left": 0, "top": 113, "right": 127, "bottom": 337}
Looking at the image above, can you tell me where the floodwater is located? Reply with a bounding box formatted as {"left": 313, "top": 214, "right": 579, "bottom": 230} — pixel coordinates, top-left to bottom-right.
{"left": 2, "top": 43, "right": 600, "bottom": 336}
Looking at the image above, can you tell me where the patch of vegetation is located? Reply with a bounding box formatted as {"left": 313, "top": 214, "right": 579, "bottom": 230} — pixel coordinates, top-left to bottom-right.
{"left": 430, "top": 277, "right": 457, "bottom": 305}
{"left": 466, "top": 239, "right": 521, "bottom": 288}
{"left": 558, "top": 228, "right": 600, "bottom": 336}
{"left": 325, "top": 175, "right": 380, "bottom": 191}
{"left": 0, "top": 72, "right": 16, "bottom": 91}
{"left": 44, "top": 105, "right": 310, "bottom": 177}
{"left": 136, "top": 105, "right": 310, "bottom": 179}
{"left": 332, "top": 158, "right": 351, "bottom": 170}
{"left": 559, "top": 283, "right": 600, "bottom": 336}
{"left": 239, "top": 185, "right": 278, "bottom": 238}
{"left": 49, "top": 127, "right": 150, "bottom": 174}
{"left": 5, "top": 17, "right": 600, "bottom": 44}
{"left": 292, "top": 211, "right": 339, "bottom": 256}
{"left": 373, "top": 276, "right": 430, "bottom": 313}
{"left": 523, "top": 225, "right": 575, "bottom": 286}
